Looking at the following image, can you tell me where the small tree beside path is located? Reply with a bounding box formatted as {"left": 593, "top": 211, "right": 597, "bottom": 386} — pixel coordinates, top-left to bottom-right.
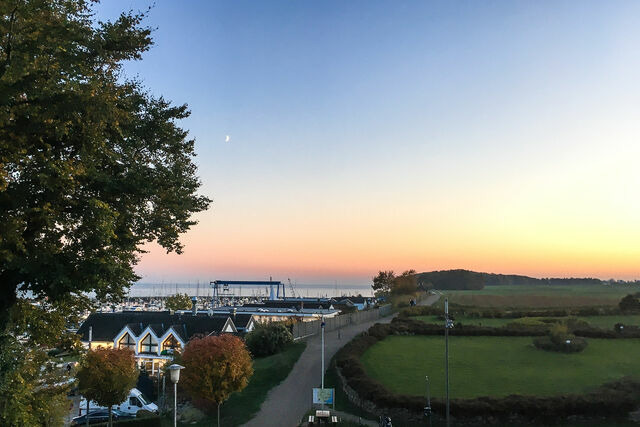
{"left": 76, "top": 347, "right": 138, "bottom": 426}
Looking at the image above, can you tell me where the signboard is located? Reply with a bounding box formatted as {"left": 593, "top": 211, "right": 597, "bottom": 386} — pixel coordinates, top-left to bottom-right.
{"left": 312, "top": 388, "right": 334, "bottom": 404}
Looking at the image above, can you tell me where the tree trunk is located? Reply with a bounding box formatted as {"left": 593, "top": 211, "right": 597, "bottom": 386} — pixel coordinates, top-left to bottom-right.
{"left": 108, "top": 406, "right": 112, "bottom": 427}
{"left": 217, "top": 403, "right": 220, "bottom": 427}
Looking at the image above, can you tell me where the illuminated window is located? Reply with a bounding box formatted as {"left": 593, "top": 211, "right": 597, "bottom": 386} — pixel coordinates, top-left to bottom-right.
{"left": 139, "top": 334, "right": 157, "bottom": 353}
{"left": 118, "top": 333, "right": 136, "bottom": 351}
{"left": 162, "top": 335, "right": 181, "bottom": 352}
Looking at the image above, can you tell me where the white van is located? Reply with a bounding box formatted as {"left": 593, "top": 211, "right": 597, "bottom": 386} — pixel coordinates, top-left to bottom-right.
{"left": 78, "top": 388, "right": 158, "bottom": 416}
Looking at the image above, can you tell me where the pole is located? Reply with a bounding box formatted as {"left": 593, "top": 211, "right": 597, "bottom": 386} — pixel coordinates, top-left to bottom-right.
{"left": 217, "top": 403, "right": 220, "bottom": 427}
{"left": 174, "top": 382, "right": 177, "bottom": 427}
{"left": 321, "top": 317, "right": 325, "bottom": 389}
{"left": 445, "top": 298, "right": 450, "bottom": 427}
{"left": 426, "top": 376, "right": 432, "bottom": 427}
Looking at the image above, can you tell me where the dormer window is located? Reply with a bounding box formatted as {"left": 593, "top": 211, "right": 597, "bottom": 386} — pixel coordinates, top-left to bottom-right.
{"left": 162, "top": 335, "right": 181, "bottom": 352}
{"left": 118, "top": 333, "right": 136, "bottom": 351}
{"left": 139, "top": 334, "right": 157, "bottom": 354}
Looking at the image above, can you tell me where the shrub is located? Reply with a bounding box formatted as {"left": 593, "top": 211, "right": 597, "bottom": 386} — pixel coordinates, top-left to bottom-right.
{"left": 533, "top": 335, "right": 588, "bottom": 353}
{"left": 245, "top": 322, "right": 293, "bottom": 357}
{"left": 533, "top": 324, "right": 588, "bottom": 353}
{"left": 619, "top": 294, "right": 640, "bottom": 313}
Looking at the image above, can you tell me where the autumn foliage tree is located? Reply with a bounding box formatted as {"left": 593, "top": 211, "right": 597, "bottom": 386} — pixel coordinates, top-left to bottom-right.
{"left": 76, "top": 348, "right": 138, "bottom": 426}
{"left": 181, "top": 335, "right": 253, "bottom": 425}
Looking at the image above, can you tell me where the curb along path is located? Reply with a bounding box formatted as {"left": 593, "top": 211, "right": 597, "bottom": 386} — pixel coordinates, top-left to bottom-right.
{"left": 242, "top": 294, "right": 440, "bottom": 427}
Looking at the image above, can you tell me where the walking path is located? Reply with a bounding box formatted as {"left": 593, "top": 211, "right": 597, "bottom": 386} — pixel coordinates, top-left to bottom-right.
{"left": 243, "top": 294, "right": 440, "bottom": 427}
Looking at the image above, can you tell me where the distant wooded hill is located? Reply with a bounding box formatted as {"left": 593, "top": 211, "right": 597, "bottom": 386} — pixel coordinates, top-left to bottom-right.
{"left": 415, "top": 269, "right": 639, "bottom": 290}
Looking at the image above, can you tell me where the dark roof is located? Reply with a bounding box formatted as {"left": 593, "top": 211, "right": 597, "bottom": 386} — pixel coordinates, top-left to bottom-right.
{"left": 232, "top": 313, "right": 254, "bottom": 330}
{"left": 338, "top": 296, "right": 371, "bottom": 304}
{"left": 77, "top": 311, "right": 234, "bottom": 342}
{"left": 242, "top": 301, "right": 331, "bottom": 310}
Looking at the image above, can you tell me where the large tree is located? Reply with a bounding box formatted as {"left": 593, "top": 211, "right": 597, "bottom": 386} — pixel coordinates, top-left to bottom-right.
{"left": 76, "top": 347, "right": 139, "bottom": 426}
{"left": 181, "top": 335, "right": 253, "bottom": 426}
{"left": 0, "top": 0, "right": 210, "bottom": 330}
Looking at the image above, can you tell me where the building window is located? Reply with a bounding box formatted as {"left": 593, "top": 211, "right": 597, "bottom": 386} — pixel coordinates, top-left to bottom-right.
{"left": 118, "top": 333, "right": 136, "bottom": 351}
{"left": 139, "top": 334, "right": 157, "bottom": 354}
{"left": 162, "top": 335, "right": 180, "bottom": 352}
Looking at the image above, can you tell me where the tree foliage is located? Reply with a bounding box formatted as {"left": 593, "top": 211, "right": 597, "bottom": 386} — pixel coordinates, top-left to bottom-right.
{"left": 0, "top": 298, "right": 86, "bottom": 425}
{"left": 372, "top": 270, "right": 418, "bottom": 296}
{"left": 165, "top": 293, "right": 193, "bottom": 311}
{"left": 0, "top": 0, "right": 210, "bottom": 330}
{"left": 372, "top": 270, "right": 395, "bottom": 297}
{"left": 394, "top": 269, "right": 417, "bottom": 294}
{"left": 244, "top": 322, "right": 293, "bottom": 357}
{"left": 0, "top": 335, "right": 70, "bottom": 427}
{"left": 181, "top": 335, "right": 253, "bottom": 409}
{"left": 76, "top": 347, "right": 138, "bottom": 425}
{"left": 619, "top": 294, "right": 640, "bottom": 313}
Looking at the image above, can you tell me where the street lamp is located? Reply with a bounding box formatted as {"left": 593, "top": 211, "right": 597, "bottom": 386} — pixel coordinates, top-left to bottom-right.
{"left": 424, "top": 375, "right": 432, "bottom": 427}
{"left": 444, "top": 298, "right": 453, "bottom": 427}
{"left": 168, "top": 364, "right": 185, "bottom": 427}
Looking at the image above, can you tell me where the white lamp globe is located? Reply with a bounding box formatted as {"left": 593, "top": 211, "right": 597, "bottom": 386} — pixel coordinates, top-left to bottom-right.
{"left": 168, "top": 364, "right": 185, "bottom": 384}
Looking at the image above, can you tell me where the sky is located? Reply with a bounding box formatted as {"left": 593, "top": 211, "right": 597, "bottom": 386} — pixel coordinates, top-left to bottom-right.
{"left": 95, "top": 1, "right": 640, "bottom": 284}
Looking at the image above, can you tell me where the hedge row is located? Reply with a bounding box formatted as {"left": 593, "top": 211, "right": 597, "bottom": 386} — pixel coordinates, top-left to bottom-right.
{"left": 392, "top": 316, "right": 640, "bottom": 339}
{"left": 399, "top": 304, "right": 622, "bottom": 319}
{"left": 335, "top": 322, "right": 640, "bottom": 422}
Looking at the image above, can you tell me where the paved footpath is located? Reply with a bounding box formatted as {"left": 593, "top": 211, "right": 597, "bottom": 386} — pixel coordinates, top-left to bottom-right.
{"left": 243, "top": 294, "right": 440, "bottom": 427}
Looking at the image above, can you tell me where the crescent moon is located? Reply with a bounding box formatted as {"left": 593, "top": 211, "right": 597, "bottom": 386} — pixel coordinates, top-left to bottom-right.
{"left": 225, "top": 135, "right": 230, "bottom": 142}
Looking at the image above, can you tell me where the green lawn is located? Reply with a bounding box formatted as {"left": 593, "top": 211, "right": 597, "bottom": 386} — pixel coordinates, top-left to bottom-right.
{"left": 415, "top": 314, "right": 640, "bottom": 329}
{"left": 361, "top": 335, "right": 640, "bottom": 398}
{"left": 440, "top": 284, "right": 640, "bottom": 308}
{"left": 446, "top": 284, "right": 640, "bottom": 298}
{"left": 175, "top": 341, "right": 306, "bottom": 426}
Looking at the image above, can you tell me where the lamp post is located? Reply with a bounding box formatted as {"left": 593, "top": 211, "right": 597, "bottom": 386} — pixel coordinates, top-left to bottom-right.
{"left": 168, "top": 364, "right": 184, "bottom": 427}
{"left": 425, "top": 375, "right": 432, "bottom": 427}
{"left": 321, "top": 316, "right": 325, "bottom": 390}
{"left": 444, "top": 298, "right": 453, "bottom": 427}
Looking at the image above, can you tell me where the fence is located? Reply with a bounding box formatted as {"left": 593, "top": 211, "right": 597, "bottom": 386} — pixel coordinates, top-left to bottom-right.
{"left": 292, "top": 304, "right": 393, "bottom": 339}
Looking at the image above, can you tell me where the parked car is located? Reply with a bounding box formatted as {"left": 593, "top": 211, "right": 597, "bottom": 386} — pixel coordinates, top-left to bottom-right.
{"left": 71, "top": 409, "right": 134, "bottom": 426}
{"left": 78, "top": 388, "right": 158, "bottom": 416}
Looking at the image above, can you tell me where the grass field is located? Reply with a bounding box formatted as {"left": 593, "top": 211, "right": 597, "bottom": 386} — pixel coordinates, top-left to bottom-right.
{"left": 439, "top": 284, "right": 640, "bottom": 307}
{"left": 415, "top": 314, "right": 640, "bottom": 328}
{"left": 174, "top": 341, "right": 306, "bottom": 426}
{"left": 360, "top": 335, "right": 640, "bottom": 398}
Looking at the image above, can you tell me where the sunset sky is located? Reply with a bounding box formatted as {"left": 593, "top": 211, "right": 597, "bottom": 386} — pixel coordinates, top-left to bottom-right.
{"left": 97, "top": 1, "right": 640, "bottom": 284}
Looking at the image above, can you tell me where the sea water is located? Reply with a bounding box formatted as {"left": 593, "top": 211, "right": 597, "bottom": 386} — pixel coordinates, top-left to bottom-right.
{"left": 128, "top": 282, "right": 374, "bottom": 298}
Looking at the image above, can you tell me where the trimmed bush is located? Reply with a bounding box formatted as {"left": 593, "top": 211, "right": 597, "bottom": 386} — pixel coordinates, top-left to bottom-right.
{"left": 245, "top": 322, "right": 293, "bottom": 357}
{"left": 533, "top": 336, "right": 588, "bottom": 353}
